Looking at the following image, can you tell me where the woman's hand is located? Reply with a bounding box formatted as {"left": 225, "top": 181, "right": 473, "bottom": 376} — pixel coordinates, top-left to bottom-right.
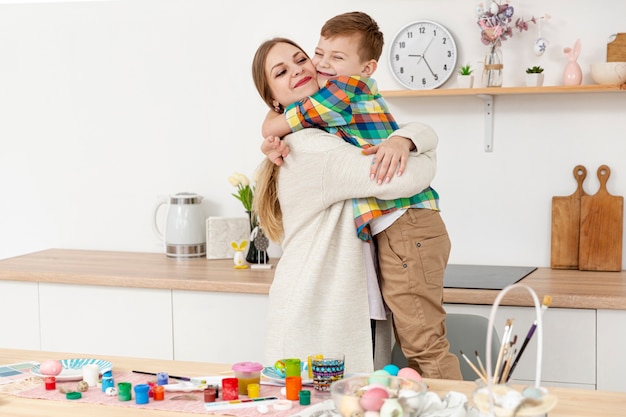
{"left": 362, "top": 136, "right": 415, "bottom": 184}
{"left": 261, "top": 135, "right": 290, "bottom": 166}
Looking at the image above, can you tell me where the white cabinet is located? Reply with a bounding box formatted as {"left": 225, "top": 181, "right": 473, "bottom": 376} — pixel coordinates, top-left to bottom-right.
{"left": 38, "top": 283, "right": 173, "bottom": 359}
{"left": 0, "top": 281, "right": 40, "bottom": 350}
{"left": 597, "top": 310, "right": 626, "bottom": 392}
{"left": 172, "top": 290, "right": 268, "bottom": 364}
{"left": 444, "top": 304, "right": 596, "bottom": 390}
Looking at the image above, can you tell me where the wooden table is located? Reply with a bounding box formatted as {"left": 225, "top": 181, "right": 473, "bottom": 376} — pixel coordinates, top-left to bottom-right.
{"left": 1, "top": 348, "right": 626, "bottom": 416}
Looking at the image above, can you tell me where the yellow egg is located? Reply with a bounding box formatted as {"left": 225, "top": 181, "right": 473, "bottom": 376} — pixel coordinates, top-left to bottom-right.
{"left": 339, "top": 394, "right": 364, "bottom": 417}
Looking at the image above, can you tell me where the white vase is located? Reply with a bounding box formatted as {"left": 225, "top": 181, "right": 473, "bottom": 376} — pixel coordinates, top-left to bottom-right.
{"left": 525, "top": 73, "right": 544, "bottom": 87}
{"left": 457, "top": 75, "right": 474, "bottom": 88}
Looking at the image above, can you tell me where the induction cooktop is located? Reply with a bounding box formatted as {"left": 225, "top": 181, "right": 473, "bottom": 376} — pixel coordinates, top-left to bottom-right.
{"left": 443, "top": 264, "right": 537, "bottom": 290}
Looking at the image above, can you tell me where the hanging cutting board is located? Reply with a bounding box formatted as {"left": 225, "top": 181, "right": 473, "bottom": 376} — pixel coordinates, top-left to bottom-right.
{"left": 579, "top": 165, "right": 624, "bottom": 271}
{"left": 607, "top": 33, "right": 626, "bottom": 62}
{"left": 551, "top": 165, "right": 587, "bottom": 269}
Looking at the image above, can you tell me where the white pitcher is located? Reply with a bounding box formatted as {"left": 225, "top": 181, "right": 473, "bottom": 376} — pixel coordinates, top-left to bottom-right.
{"left": 153, "top": 192, "right": 206, "bottom": 258}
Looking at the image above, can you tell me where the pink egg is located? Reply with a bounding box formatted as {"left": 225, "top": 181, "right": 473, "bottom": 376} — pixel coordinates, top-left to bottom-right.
{"left": 39, "top": 359, "right": 63, "bottom": 376}
{"left": 397, "top": 367, "right": 422, "bottom": 382}
{"left": 359, "top": 386, "right": 389, "bottom": 411}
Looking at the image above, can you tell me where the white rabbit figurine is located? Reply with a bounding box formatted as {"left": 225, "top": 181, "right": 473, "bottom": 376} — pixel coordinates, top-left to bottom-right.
{"left": 231, "top": 240, "right": 249, "bottom": 269}
{"left": 563, "top": 39, "right": 582, "bottom": 86}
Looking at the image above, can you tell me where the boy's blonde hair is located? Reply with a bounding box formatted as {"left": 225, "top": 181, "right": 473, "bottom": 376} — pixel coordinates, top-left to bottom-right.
{"left": 320, "top": 11, "right": 384, "bottom": 62}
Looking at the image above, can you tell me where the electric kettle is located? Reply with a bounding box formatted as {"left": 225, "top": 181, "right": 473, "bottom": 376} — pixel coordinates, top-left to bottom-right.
{"left": 153, "top": 192, "right": 206, "bottom": 259}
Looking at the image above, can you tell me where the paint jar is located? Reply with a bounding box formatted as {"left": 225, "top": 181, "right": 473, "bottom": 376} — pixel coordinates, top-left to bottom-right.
{"left": 299, "top": 390, "right": 311, "bottom": 405}
{"left": 204, "top": 386, "right": 217, "bottom": 402}
{"left": 82, "top": 364, "right": 99, "bottom": 387}
{"left": 232, "top": 362, "right": 263, "bottom": 395}
{"left": 285, "top": 376, "right": 302, "bottom": 401}
{"left": 134, "top": 384, "right": 150, "bottom": 404}
{"left": 118, "top": 382, "right": 132, "bottom": 401}
{"left": 247, "top": 383, "right": 260, "bottom": 399}
{"left": 153, "top": 385, "right": 165, "bottom": 401}
{"left": 44, "top": 376, "right": 56, "bottom": 390}
{"left": 284, "top": 358, "right": 301, "bottom": 378}
{"left": 221, "top": 377, "right": 239, "bottom": 400}
{"left": 156, "top": 372, "right": 168, "bottom": 386}
{"left": 101, "top": 370, "right": 115, "bottom": 392}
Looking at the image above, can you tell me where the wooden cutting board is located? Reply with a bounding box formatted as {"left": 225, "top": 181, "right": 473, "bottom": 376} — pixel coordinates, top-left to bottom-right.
{"left": 607, "top": 33, "right": 626, "bottom": 62}
{"left": 551, "top": 165, "right": 587, "bottom": 269}
{"left": 579, "top": 165, "right": 624, "bottom": 271}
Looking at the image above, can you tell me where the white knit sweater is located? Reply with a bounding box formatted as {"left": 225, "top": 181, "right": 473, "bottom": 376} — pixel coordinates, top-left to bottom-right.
{"left": 265, "top": 124, "right": 437, "bottom": 373}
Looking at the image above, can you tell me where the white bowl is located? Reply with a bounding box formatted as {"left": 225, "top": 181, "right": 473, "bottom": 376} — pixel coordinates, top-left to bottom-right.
{"left": 590, "top": 62, "right": 626, "bottom": 85}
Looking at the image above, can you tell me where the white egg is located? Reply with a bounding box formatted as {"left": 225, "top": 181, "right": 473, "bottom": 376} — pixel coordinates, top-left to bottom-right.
{"left": 379, "top": 398, "right": 404, "bottom": 417}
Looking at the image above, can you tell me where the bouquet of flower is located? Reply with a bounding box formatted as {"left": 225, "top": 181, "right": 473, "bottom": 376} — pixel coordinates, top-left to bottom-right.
{"left": 476, "top": 1, "right": 547, "bottom": 46}
{"left": 228, "top": 172, "right": 253, "bottom": 211}
{"left": 228, "top": 172, "right": 257, "bottom": 229}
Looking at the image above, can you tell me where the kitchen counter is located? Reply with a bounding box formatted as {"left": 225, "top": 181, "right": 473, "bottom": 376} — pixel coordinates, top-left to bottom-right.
{"left": 1, "top": 248, "right": 625, "bottom": 310}
{"left": 1, "top": 347, "right": 626, "bottom": 417}
{"left": 2, "top": 249, "right": 625, "bottom": 391}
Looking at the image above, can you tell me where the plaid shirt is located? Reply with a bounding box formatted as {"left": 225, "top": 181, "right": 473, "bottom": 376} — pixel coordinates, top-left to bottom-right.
{"left": 285, "top": 75, "right": 439, "bottom": 241}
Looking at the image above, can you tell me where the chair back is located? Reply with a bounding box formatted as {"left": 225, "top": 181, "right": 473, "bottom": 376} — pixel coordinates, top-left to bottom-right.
{"left": 390, "top": 313, "right": 500, "bottom": 381}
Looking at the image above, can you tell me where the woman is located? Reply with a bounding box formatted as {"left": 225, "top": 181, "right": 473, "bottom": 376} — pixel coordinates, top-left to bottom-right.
{"left": 252, "top": 38, "right": 439, "bottom": 372}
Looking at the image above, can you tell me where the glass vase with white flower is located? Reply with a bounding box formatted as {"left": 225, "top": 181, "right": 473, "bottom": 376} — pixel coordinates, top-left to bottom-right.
{"left": 227, "top": 172, "right": 269, "bottom": 265}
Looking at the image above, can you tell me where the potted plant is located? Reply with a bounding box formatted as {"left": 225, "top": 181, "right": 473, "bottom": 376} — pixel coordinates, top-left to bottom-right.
{"left": 525, "top": 65, "right": 545, "bottom": 87}
{"left": 457, "top": 64, "right": 474, "bottom": 88}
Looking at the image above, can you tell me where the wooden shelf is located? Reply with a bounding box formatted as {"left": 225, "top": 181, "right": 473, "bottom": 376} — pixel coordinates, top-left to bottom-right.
{"left": 381, "top": 83, "right": 626, "bottom": 98}
{"left": 381, "top": 83, "right": 626, "bottom": 152}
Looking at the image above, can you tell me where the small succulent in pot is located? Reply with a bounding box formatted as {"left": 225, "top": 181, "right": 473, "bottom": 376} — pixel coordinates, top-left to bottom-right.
{"left": 526, "top": 65, "right": 544, "bottom": 74}
{"left": 459, "top": 63, "right": 474, "bottom": 75}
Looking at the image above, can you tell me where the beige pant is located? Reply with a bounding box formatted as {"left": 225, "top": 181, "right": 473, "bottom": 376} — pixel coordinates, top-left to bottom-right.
{"left": 375, "top": 208, "right": 462, "bottom": 380}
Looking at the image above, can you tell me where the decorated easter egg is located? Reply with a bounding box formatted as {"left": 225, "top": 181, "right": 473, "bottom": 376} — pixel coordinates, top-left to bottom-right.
{"left": 360, "top": 387, "right": 389, "bottom": 411}
{"left": 398, "top": 389, "right": 424, "bottom": 409}
{"left": 368, "top": 369, "right": 391, "bottom": 386}
{"left": 380, "top": 398, "right": 404, "bottom": 417}
{"left": 274, "top": 359, "right": 286, "bottom": 377}
{"left": 39, "top": 359, "right": 63, "bottom": 376}
{"left": 339, "top": 393, "right": 364, "bottom": 417}
{"left": 397, "top": 367, "right": 421, "bottom": 382}
{"left": 382, "top": 364, "right": 399, "bottom": 376}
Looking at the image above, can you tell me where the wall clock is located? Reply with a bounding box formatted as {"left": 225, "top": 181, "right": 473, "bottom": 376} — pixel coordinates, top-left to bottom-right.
{"left": 388, "top": 20, "right": 458, "bottom": 90}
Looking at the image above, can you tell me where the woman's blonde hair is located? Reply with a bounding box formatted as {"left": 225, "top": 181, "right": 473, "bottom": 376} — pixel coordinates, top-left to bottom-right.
{"left": 253, "top": 159, "right": 282, "bottom": 242}
{"left": 251, "top": 38, "right": 307, "bottom": 242}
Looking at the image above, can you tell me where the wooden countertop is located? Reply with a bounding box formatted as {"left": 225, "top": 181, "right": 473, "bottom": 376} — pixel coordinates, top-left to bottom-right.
{"left": 1, "top": 249, "right": 626, "bottom": 309}
{"left": 1, "top": 347, "right": 626, "bottom": 417}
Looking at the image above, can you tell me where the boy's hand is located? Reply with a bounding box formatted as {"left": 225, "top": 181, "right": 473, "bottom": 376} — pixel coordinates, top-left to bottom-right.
{"left": 261, "top": 135, "right": 290, "bottom": 166}
{"left": 362, "top": 136, "right": 415, "bottom": 184}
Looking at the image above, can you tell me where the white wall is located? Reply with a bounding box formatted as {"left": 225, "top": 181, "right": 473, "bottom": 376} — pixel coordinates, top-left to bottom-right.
{"left": 1, "top": 0, "right": 624, "bottom": 267}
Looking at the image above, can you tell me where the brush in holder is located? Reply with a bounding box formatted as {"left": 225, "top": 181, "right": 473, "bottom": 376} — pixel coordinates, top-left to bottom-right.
{"left": 471, "top": 283, "right": 558, "bottom": 417}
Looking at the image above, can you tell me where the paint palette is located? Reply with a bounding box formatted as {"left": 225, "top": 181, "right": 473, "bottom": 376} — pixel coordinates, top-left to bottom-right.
{"left": 0, "top": 362, "right": 39, "bottom": 385}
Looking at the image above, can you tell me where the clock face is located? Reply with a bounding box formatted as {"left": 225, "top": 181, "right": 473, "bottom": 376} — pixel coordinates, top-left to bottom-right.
{"left": 388, "top": 20, "right": 458, "bottom": 90}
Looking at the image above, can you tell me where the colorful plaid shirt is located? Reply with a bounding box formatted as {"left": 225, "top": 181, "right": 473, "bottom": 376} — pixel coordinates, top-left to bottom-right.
{"left": 284, "top": 75, "right": 439, "bottom": 241}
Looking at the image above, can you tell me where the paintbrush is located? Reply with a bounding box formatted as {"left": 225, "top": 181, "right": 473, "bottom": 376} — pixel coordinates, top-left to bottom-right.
{"left": 475, "top": 350, "right": 487, "bottom": 379}
{"left": 493, "top": 318, "right": 513, "bottom": 383}
{"left": 460, "top": 350, "right": 487, "bottom": 383}
{"left": 505, "top": 295, "right": 552, "bottom": 382}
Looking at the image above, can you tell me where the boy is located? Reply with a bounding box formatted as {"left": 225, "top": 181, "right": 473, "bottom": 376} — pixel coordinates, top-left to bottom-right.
{"left": 262, "top": 12, "right": 461, "bottom": 380}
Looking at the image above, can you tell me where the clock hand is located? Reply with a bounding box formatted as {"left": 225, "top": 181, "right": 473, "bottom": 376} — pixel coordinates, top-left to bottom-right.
{"left": 407, "top": 36, "right": 435, "bottom": 65}
{"left": 422, "top": 56, "right": 436, "bottom": 77}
